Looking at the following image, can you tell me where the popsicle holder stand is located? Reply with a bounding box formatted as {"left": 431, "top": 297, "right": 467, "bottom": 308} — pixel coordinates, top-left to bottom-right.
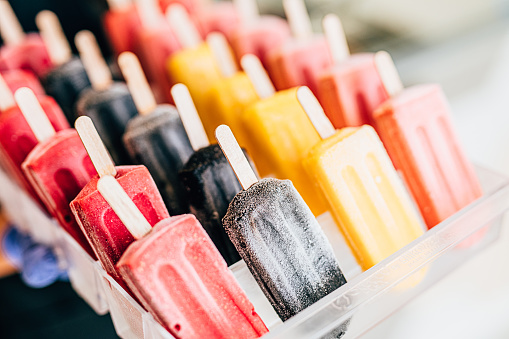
{"left": 1, "top": 164, "right": 508, "bottom": 339}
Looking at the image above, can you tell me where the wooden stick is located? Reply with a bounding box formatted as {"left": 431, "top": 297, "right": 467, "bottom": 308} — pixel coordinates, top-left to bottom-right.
{"left": 35, "top": 11, "right": 72, "bottom": 66}
{"left": 118, "top": 52, "right": 157, "bottom": 116}
{"left": 206, "top": 32, "right": 238, "bottom": 78}
{"left": 75, "top": 30, "right": 113, "bottom": 91}
{"left": 14, "top": 87, "right": 55, "bottom": 143}
{"left": 171, "top": 84, "right": 209, "bottom": 151}
{"left": 215, "top": 125, "right": 258, "bottom": 190}
{"left": 135, "top": 0, "right": 163, "bottom": 30}
{"left": 283, "top": 0, "right": 313, "bottom": 40}
{"left": 232, "top": 0, "right": 259, "bottom": 26}
{"left": 166, "top": 4, "right": 202, "bottom": 49}
{"left": 0, "top": 1, "right": 25, "bottom": 46}
{"left": 375, "top": 51, "right": 404, "bottom": 98}
{"left": 297, "top": 86, "right": 335, "bottom": 140}
{"left": 323, "top": 14, "right": 350, "bottom": 65}
{"left": 0, "top": 73, "right": 15, "bottom": 111}
{"left": 75, "top": 116, "right": 117, "bottom": 178}
{"left": 240, "top": 54, "right": 275, "bottom": 100}
{"left": 106, "top": 0, "right": 131, "bottom": 12}
{"left": 97, "top": 175, "right": 152, "bottom": 240}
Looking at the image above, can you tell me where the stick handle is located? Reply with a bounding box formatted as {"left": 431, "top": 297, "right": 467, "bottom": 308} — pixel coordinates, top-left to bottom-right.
{"left": 106, "top": 0, "right": 131, "bottom": 12}
{"left": 118, "top": 52, "right": 157, "bottom": 116}
{"left": 0, "top": 73, "right": 15, "bottom": 111}
{"left": 215, "top": 125, "right": 258, "bottom": 190}
{"left": 166, "top": 4, "right": 202, "bottom": 49}
{"left": 75, "top": 116, "right": 117, "bottom": 178}
{"left": 297, "top": 86, "right": 335, "bottom": 140}
{"left": 75, "top": 30, "right": 113, "bottom": 91}
{"left": 283, "top": 0, "right": 313, "bottom": 40}
{"left": 241, "top": 54, "right": 275, "bottom": 100}
{"left": 14, "top": 88, "right": 56, "bottom": 143}
{"left": 207, "top": 32, "right": 238, "bottom": 78}
{"left": 136, "top": 0, "right": 163, "bottom": 30}
{"left": 97, "top": 175, "right": 152, "bottom": 240}
{"left": 375, "top": 51, "right": 404, "bottom": 97}
{"left": 35, "top": 11, "right": 72, "bottom": 66}
{"left": 0, "top": 1, "right": 25, "bottom": 46}
{"left": 323, "top": 14, "right": 350, "bottom": 65}
{"left": 171, "top": 84, "right": 209, "bottom": 151}
{"left": 232, "top": 0, "right": 259, "bottom": 26}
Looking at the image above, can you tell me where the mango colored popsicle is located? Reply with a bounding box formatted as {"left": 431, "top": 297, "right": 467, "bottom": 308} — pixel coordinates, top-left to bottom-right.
{"left": 299, "top": 87, "right": 424, "bottom": 270}
{"left": 165, "top": 4, "right": 222, "bottom": 120}
{"left": 373, "top": 52, "right": 482, "bottom": 229}
{"left": 266, "top": 0, "right": 332, "bottom": 95}
{"left": 239, "top": 54, "right": 327, "bottom": 216}
{"left": 229, "top": 0, "right": 291, "bottom": 68}
{"left": 317, "top": 14, "right": 389, "bottom": 128}
{"left": 95, "top": 175, "right": 267, "bottom": 338}
{"left": 16, "top": 88, "right": 96, "bottom": 257}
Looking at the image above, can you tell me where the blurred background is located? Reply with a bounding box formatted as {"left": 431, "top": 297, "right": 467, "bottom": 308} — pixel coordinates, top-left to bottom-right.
{"left": 1, "top": 0, "right": 509, "bottom": 338}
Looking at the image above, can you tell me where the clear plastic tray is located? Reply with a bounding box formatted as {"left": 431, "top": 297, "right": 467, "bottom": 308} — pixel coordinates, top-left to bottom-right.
{"left": 1, "top": 165, "right": 508, "bottom": 338}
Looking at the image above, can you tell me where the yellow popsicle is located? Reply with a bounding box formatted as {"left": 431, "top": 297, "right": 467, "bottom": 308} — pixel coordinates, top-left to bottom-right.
{"left": 300, "top": 88, "right": 424, "bottom": 270}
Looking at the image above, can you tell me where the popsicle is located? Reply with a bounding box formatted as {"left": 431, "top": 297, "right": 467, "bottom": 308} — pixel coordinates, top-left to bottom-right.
{"left": 96, "top": 176, "right": 268, "bottom": 338}
{"left": 173, "top": 83, "right": 246, "bottom": 266}
{"left": 36, "top": 11, "right": 91, "bottom": 124}
{"left": 135, "top": 0, "right": 181, "bottom": 103}
{"left": 119, "top": 51, "right": 193, "bottom": 215}
{"left": 317, "top": 14, "right": 389, "bottom": 128}
{"left": 372, "top": 52, "right": 482, "bottom": 229}
{"left": 0, "top": 1, "right": 52, "bottom": 76}
{"left": 103, "top": 0, "right": 141, "bottom": 55}
{"left": 17, "top": 88, "right": 96, "bottom": 257}
{"left": 70, "top": 116, "right": 169, "bottom": 286}
{"left": 0, "top": 69, "right": 44, "bottom": 97}
{"left": 299, "top": 87, "right": 424, "bottom": 270}
{"left": 159, "top": 0, "right": 203, "bottom": 14}
{"left": 165, "top": 4, "right": 222, "bottom": 120}
{"left": 229, "top": 0, "right": 291, "bottom": 68}
{"left": 218, "top": 125, "right": 346, "bottom": 321}
{"left": 239, "top": 54, "right": 327, "bottom": 216}
{"left": 75, "top": 30, "right": 137, "bottom": 165}
{"left": 266, "top": 0, "right": 332, "bottom": 95}
{"left": 192, "top": 0, "right": 240, "bottom": 41}
{"left": 0, "top": 81, "right": 69, "bottom": 202}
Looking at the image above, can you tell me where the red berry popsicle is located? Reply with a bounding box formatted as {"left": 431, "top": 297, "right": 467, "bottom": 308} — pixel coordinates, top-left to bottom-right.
{"left": 0, "top": 69, "right": 44, "bottom": 96}
{"left": 0, "top": 2, "right": 52, "bottom": 77}
{"left": 95, "top": 176, "right": 267, "bottom": 338}
{"left": 15, "top": 88, "right": 96, "bottom": 257}
{"left": 266, "top": 0, "right": 333, "bottom": 95}
{"left": 0, "top": 78, "right": 69, "bottom": 204}
{"left": 317, "top": 14, "right": 389, "bottom": 129}
{"left": 103, "top": 0, "right": 141, "bottom": 56}
{"left": 373, "top": 52, "right": 483, "bottom": 229}
{"left": 70, "top": 116, "right": 169, "bottom": 288}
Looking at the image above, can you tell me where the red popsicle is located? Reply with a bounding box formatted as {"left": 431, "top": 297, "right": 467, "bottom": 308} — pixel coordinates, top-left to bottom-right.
{"left": 0, "top": 69, "right": 45, "bottom": 97}
{"left": 317, "top": 14, "right": 389, "bottom": 128}
{"left": 103, "top": 0, "right": 142, "bottom": 55}
{"left": 70, "top": 116, "right": 169, "bottom": 288}
{"left": 373, "top": 52, "right": 483, "bottom": 229}
{"left": 95, "top": 176, "right": 267, "bottom": 338}
{"left": 192, "top": 1, "right": 240, "bottom": 41}
{"left": 16, "top": 88, "right": 96, "bottom": 257}
{"left": 0, "top": 2, "right": 52, "bottom": 76}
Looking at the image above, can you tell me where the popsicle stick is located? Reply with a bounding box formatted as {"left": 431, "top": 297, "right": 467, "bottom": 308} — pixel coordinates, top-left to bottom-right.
{"left": 233, "top": 0, "right": 259, "bottom": 26}
{"left": 14, "top": 88, "right": 56, "bottom": 143}
{"left": 215, "top": 125, "right": 258, "bottom": 190}
{"left": 106, "top": 0, "right": 131, "bottom": 12}
{"left": 97, "top": 175, "right": 152, "bottom": 239}
{"left": 75, "top": 30, "right": 113, "bottom": 91}
{"left": 283, "top": 0, "right": 313, "bottom": 40}
{"left": 375, "top": 51, "right": 404, "bottom": 98}
{"left": 166, "top": 4, "right": 202, "bottom": 49}
{"left": 118, "top": 52, "right": 157, "bottom": 116}
{"left": 241, "top": 54, "right": 275, "bottom": 100}
{"left": 135, "top": 0, "right": 163, "bottom": 30}
{"left": 206, "top": 33, "right": 238, "bottom": 78}
{"left": 0, "top": 73, "right": 15, "bottom": 111}
{"left": 75, "top": 116, "right": 117, "bottom": 178}
{"left": 171, "top": 84, "right": 209, "bottom": 151}
{"left": 35, "top": 11, "right": 72, "bottom": 66}
{"left": 323, "top": 14, "right": 350, "bottom": 65}
{"left": 297, "top": 86, "right": 335, "bottom": 140}
{"left": 0, "top": 1, "right": 25, "bottom": 46}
